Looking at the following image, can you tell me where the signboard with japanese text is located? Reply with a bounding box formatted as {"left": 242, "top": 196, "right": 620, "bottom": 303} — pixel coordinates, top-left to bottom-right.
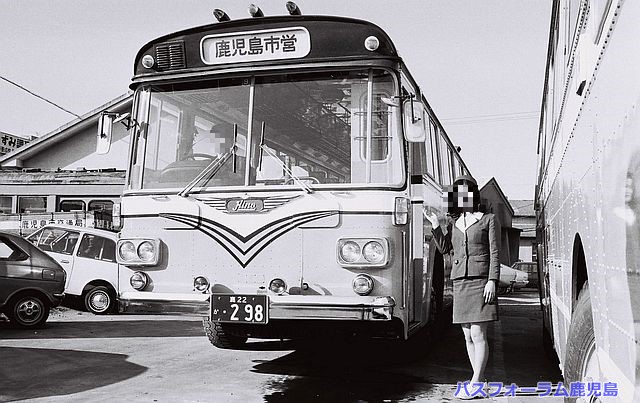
{"left": 200, "top": 27, "right": 311, "bottom": 65}
{"left": 0, "top": 211, "right": 114, "bottom": 236}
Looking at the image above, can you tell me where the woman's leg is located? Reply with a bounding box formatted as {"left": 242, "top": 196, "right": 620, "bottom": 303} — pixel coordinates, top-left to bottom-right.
{"left": 461, "top": 324, "right": 477, "bottom": 375}
{"left": 469, "top": 322, "right": 489, "bottom": 383}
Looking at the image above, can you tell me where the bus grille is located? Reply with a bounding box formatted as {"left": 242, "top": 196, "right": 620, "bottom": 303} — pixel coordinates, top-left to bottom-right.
{"left": 155, "top": 41, "right": 186, "bottom": 71}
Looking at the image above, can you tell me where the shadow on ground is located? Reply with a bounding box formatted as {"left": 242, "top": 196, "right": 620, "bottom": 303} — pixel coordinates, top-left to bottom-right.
{"left": 251, "top": 290, "right": 562, "bottom": 402}
{"left": 0, "top": 319, "right": 203, "bottom": 339}
{"left": 0, "top": 346, "right": 147, "bottom": 401}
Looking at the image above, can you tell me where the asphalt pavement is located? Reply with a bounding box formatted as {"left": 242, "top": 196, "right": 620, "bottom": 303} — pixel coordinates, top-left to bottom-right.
{"left": 0, "top": 289, "right": 562, "bottom": 402}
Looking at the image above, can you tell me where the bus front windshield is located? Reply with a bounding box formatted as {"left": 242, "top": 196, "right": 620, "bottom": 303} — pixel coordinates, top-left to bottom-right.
{"left": 128, "top": 69, "right": 403, "bottom": 191}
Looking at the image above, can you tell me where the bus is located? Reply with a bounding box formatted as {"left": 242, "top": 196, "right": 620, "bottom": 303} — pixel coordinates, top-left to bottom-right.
{"left": 101, "top": 3, "right": 470, "bottom": 348}
{"left": 536, "top": 0, "right": 640, "bottom": 400}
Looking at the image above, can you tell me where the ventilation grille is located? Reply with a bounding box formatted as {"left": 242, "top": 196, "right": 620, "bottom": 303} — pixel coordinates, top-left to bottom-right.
{"left": 155, "top": 41, "right": 186, "bottom": 70}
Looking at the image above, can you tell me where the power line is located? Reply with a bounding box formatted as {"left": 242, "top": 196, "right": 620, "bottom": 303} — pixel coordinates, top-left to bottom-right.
{"left": 441, "top": 110, "right": 539, "bottom": 125}
{"left": 0, "top": 74, "right": 81, "bottom": 119}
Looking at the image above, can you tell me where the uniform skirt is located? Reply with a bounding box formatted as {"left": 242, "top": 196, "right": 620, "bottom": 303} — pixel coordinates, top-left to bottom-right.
{"left": 452, "top": 277, "right": 499, "bottom": 324}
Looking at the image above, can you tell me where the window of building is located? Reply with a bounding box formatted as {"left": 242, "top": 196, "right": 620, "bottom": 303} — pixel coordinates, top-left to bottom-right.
{"left": 88, "top": 200, "right": 114, "bottom": 212}
{"left": 59, "top": 200, "right": 86, "bottom": 212}
{"left": 0, "top": 196, "right": 12, "bottom": 214}
{"left": 18, "top": 196, "right": 47, "bottom": 214}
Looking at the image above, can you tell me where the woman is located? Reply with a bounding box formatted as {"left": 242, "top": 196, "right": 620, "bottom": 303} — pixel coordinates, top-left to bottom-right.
{"left": 424, "top": 174, "right": 499, "bottom": 398}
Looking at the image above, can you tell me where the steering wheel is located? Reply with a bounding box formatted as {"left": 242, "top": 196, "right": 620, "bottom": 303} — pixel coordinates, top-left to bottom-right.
{"left": 284, "top": 176, "right": 321, "bottom": 185}
{"left": 191, "top": 153, "right": 217, "bottom": 161}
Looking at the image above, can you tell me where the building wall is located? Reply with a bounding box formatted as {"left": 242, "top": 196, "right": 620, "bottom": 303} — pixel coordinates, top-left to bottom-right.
{"left": 24, "top": 123, "right": 130, "bottom": 171}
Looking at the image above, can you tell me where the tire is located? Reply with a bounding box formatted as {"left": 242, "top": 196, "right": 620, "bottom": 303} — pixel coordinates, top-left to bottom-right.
{"left": 84, "top": 286, "right": 115, "bottom": 315}
{"left": 8, "top": 294, "right": 50, "bottom": 328}
{"left": 203, "top": 319, "right": 248, "bottom": 349}
{"left": 564, "top": 285, "right": 600, "bottom": 396}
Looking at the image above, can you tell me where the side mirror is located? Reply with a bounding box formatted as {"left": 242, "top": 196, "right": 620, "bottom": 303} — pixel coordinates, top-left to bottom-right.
{"left": 403, "top": 99, "right": 426, "bottom": 142}
{"left": 97, "top": 113, "right": 115, "bottom": 155}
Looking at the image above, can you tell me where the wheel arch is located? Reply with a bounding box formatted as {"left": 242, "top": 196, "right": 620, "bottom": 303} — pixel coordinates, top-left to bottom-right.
{"left": 82, "top": 280, "right": 116, "bottom": 296}
{"left": 3, "top": 288, "right": 54, "bottom": 309}
{"left": 571, "top": 233, "right": 588, "bottom": 313}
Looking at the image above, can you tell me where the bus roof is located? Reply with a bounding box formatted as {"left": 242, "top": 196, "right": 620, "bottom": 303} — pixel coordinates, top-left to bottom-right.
{"left": 132, "top": 15, "right": 399, "bottom": 84}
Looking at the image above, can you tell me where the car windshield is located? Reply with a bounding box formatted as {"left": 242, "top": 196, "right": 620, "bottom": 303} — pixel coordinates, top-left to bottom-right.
{"left": 128, "top": 69, "right": 403, "bottom": 191}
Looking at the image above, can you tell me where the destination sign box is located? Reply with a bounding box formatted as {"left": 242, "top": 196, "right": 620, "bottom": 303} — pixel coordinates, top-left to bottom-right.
{"left": 201, "top": 27, "right": 311, "bottom": 65}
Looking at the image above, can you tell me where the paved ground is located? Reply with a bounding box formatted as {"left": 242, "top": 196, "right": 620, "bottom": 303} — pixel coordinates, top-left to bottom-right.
{"left": 0, "top": 289, "right": 562, "bottom": 402}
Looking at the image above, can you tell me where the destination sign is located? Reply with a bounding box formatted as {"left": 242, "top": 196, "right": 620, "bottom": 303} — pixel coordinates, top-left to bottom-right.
{"left": 200, "top": 27, "right": 311, "bottom": 65}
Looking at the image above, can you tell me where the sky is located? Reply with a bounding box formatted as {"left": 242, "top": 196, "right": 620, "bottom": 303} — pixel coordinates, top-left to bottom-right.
{"left": 0, "top": 0, "right": 551, "bottom": 200}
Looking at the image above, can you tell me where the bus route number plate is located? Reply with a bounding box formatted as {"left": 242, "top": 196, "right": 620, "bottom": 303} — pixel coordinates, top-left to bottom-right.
{"left": 211, "top": 294, "right": 268, "bottom": 324}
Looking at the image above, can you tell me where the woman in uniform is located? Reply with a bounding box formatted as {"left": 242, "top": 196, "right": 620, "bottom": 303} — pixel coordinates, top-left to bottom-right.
{"left": 424, "top": 174, "right": 500, "bottom": 397}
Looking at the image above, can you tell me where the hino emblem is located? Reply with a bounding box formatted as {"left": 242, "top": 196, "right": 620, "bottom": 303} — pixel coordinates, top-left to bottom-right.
{"left": 226, "top": 198, "right": 264, "bottom": 213}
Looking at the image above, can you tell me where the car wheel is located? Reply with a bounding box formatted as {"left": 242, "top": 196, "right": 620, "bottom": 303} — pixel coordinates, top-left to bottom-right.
{"left": 84, "top": 286, "right": 115, "bottom": 315}
{"left": 564, "top": 284, "right": 600, "bottom": 401}
{"left": 9, "top": 295, "right": 50, "bottom": 328}
{"left": 203, "top": 319, "right": 247, "bottom": 349}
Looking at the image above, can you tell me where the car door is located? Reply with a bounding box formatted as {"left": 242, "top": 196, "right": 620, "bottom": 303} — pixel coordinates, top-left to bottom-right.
{"left": 67, "top": 233, "right": 117, "bottom": 296}
{"left": 29, "top": 227, "right": 79, "bottom": 289}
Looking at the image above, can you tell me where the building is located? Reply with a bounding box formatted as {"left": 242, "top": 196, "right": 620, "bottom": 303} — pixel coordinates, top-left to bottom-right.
{"left": 510, "top": 199, "right": 536, "bottom": 262}
{"left": 479, "top": 177, "right": 519, "bottom": 266}
{"left": 0, "top": 93, "right": 132, "bottom": 220}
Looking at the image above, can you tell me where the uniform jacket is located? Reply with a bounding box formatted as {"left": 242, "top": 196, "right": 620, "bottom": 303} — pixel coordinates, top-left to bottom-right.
{"left": 432, "top": 212, "right": 500, "bottom": 281}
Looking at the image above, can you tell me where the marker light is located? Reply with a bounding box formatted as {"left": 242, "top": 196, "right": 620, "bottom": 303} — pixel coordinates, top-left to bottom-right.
{"left": 363, "top": 241, "right": 385, "bottom": 264}
{"left": 339, "top": 241, "right": 361, "bottom": 263}
{"left": 286, "top": 1, "right": 301, "bottom": 15}
{"left": 353, "top": 274, "right": 374, "bottom": 296}
{"left": 269, "top": 278, "right": 287, "bottom": 294}
{"left": 213, "top": 9, "right": 230, "bottom": 22}
{"left": 394, "top": 197, "right": 409, "bottom": 225}
{"left": 248, "top": 4, "right": 264, "bottom": 17}
{"left": 130, "top": 271, "right": 149, "bottom": 291}
{"left": 194, "top": 276, "right": 209, "bottom": 292}
{"left": 141, "top": 55, "right": 155, "bottom": 69}
{"left": 364, "top": 36, "right": 380, "bottom": 51}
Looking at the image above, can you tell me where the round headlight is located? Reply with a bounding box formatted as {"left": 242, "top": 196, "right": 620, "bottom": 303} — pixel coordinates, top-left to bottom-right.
{"left": 137, "top": 241, "right": 155, "bottom": 262}
{"left": 130, "top": 271, "right": 149, "bottom": 291}
{"left": 194, "top": 276, "right": 209, "bottom": 292}
{"left": 141, "top": 54, "right": 155, "bottom": 69}
{"left": 119, "top": 241, "right": 137, "bottom": 261}
{"left": 352, "top": 274, "right": 374, "bottom": 296}
{"left": 363, "top": 241, "right": 385, "bottom": 264}
{"left": 269, "top": 278, "right": 287, "bottom": 294}
{"left": 340, "top": 241, "right": 361, "bottom": 263}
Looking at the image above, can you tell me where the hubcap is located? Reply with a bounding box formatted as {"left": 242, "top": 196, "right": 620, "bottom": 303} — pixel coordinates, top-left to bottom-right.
{"left": 16, "top": 299, "right": 43, "bottom": 323}
{"left": 90, "top": 292, "right": 109, "bottom": 311}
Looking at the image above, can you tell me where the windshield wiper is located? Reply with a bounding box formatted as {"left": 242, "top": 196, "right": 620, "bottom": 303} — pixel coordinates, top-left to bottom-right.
{"left": 178, "top": 151, "right": 233, "bottom": 198}
{"left": 259, "top": 145, "right": 314, "bottom": 194}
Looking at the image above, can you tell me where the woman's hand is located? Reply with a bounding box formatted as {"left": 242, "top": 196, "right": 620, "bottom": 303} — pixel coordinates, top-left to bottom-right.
{"left": 483, "top": 280, "right": 496, "bottom": 303}
{"left": 423, "top": 209, "right": 440, "bottom": 228}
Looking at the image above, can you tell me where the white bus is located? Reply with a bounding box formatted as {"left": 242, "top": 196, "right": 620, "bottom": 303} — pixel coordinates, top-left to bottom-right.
{"left": 536, "top": 0, "right": 640, "bottom": 400}
{"left": 101, "top": 4, "right": 470, "bottom": 348}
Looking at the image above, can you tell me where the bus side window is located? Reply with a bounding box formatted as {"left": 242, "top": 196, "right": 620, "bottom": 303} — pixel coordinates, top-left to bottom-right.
{"left": 425, "top": 118, "right": 439, "bottom": 181}
{"left": 438, "top": 131, "right": 452, "bottom": 185}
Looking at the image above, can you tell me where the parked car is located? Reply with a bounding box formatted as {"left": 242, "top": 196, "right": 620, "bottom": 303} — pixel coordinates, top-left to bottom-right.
{"left": 498, "top": 264, "right": 529, "bottom": 294}
{"left": 0, "top": 231, "right": 65, "bottom": 328}
{"left": 26, "top": 224, "right": 118, "bottom": 314}
{"left": 511, "top": 261, "right": 538, "bottom": 289}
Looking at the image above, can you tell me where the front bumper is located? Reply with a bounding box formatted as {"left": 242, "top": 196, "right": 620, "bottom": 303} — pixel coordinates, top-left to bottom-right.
{"left": 118, "top": 292, "right": 396, "bottom": 321}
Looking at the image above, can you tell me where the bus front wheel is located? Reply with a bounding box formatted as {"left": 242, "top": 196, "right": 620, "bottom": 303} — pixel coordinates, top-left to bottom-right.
{"left": 203, "top": 319, "right": 248, "bottom": 349}
{"left": 564, "top": 284, "right": 600, "bottom": 395}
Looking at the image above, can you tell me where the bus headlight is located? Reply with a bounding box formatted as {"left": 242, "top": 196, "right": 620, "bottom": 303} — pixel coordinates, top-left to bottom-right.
{"left": 130, "top": 271, "right": 149, "bottom": 291}
{"left": 353, "top": 274, "right": 374, "bottom": 295}
{"left": 118, "top": 241, "right": 137, "bottom": 261}
{"left": 338, "top": 240, "right": 361, "bottom": 263}
{"left": 137, "top": 241, "right": 156, "bottom": 262}
{"left": 117, "top": 239, "right": 161, "bottom": 266}
{"left": 363, "top": 241, "right": 385, "bottom": 264}
{"left": 337, "top": 238, "right": 389, "bottom": 268}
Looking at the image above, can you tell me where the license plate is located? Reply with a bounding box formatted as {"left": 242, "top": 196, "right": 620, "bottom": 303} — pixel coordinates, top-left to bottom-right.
{"left": 211, "top": 294, "right": 268, "bottom": 324}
